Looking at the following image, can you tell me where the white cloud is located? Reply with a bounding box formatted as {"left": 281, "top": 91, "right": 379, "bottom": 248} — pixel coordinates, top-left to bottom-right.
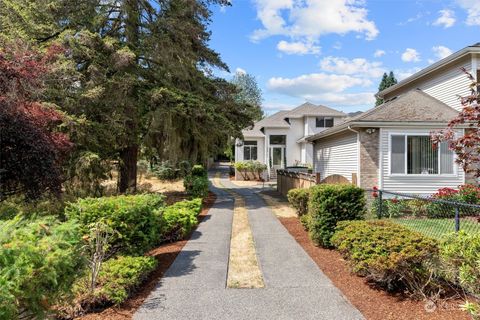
{"left": 277, "top": 40, "right": 320, "bottom": 55}
{"left": 319, "top": 56, "right": 385, "bottom": 78}
{"left": 251, "top": 0, "right": 378, "bottom": 54}
{"left": 313, "top": 92, "right": 376, "bottom": 106}
{"left": 401, "top": 48, "right": 421, "bottom": 62}
{"left": 374, "top": 49, "right": 386, "bottom": 57}
{"left": 267, "top": 73, "right": 371, "bottom": 99}
{"left": 432, "top": 45, "right": 453, "bottom": 60}
{"left": 394, "top": 67, "right": 422, "bottom": 81}
{"left": 456, "top": 0, "right": 480, "bottom": 26}
{"left": 433, "top": 9, "right": 456, "bottom": 28}
{"left": 397, "top": 12, "right": 424, "bottom": 26}
{"left": 262, "top": 102, "right": 295, "bottom": 110}
{"left": 235, "top": 67, "right": 247, "bottom": 75}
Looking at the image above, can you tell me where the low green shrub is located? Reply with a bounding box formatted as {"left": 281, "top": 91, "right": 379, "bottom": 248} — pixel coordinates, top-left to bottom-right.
{"left": 308, "top": 184, "right": 365, "bottom": 247}
{"left": 287, "top": 188, "right": 310, "bottom": 216}
{"left": 66, "top": 255, "right": 157, "bottom": 312}
{"left": 178, "top": 160, "right": 192, "bottom": 178}
{"left": 65, "top": 194, "right": 165, "bottom": 255}
{"left": 184, "top": 166, "right": 209, "bottom": 198}
{"left": 332, "top": 220, "right": 440, "bottom": 296}
{"left": 153, "top": 161, "right": 177, "bottom": 181}
{"left": 191, "top": 164, "right": 207, "bottom": 177}
{"left": 234, "top": 160, "right": 267, "bottom": 180}
{"left": 159, "top": 198, "right": 203, "bottom": 241}
{"left": 440, "top": 231, "right": 480, "bottom": 295}
{"left": 0, "top": 216, "right": 84, "bottom": 319}
{"left": 94, "top": 256, "right": 157, "bottom": 305}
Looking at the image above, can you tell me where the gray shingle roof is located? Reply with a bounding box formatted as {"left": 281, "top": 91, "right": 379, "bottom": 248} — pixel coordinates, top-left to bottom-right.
{"left": 308, "top": 90, "right": 459, "bottom": 141}
{"left": 242, "top": 111, "right": 290, "bottom": 137}
{"left": 242, "top": 102, "right": 346, "bottom": 138}
{"left": 284, "top": 102, "right": 347, "bottom": 118}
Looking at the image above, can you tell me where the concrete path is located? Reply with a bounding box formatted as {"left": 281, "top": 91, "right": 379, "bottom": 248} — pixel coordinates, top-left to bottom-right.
{"left": 134, "top": 166, "right": 364, "bottom": 320}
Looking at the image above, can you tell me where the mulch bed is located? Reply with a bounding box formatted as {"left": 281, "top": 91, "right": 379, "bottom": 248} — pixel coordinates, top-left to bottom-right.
{"left": 77, "top": 192, "right": 217, "bottom": 320}
{"left": 278, "top": 216, "right": 470, "bottom": 320}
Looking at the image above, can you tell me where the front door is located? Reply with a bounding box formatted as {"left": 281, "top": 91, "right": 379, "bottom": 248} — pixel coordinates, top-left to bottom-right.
{"left": 270, "top": 146, "right": 285, "bottom": 171}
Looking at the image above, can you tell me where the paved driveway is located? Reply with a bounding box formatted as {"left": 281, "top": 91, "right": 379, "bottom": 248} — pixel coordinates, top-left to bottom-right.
{"left": 134, "top": 166, "right": 364, "bottom": 320}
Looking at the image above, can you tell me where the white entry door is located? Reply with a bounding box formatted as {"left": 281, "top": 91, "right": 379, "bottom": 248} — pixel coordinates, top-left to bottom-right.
{"left": 270, "top": 145, "right": 285, "bottom": 171}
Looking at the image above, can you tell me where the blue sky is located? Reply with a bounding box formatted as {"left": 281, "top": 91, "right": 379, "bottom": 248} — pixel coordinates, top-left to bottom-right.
{"left": 207, "top": 0, "right": 479, "bottom": 115}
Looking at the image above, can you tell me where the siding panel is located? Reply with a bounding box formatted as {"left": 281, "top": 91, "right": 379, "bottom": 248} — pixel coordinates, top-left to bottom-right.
{"left": 384, "top": 58, "right": 472, "bottom": 112}
{"left": 314, "top": 132, "right": 358, "bottom": 182}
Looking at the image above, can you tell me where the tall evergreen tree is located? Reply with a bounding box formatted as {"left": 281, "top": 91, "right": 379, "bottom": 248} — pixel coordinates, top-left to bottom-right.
{"left": 0, "top": 0, "right": 259, "bottom": 193}
{"left": 375, "top": 71, "right": 398, "bottom": 106}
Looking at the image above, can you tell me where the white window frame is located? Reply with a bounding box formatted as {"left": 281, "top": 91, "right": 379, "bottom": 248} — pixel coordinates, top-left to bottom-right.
{"left": 388, "top": 132, "right": 457, "bottom": 177}
{"left": 243, "top": 141, "right": 258, "bottom": 161}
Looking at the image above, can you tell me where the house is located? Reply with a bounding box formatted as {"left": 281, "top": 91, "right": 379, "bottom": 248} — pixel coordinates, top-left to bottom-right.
{"left": 235, "top": 102, "right": 346, "bottom": 180}
{"left": 308, "top": 43, "right": 480, "bottom": 194}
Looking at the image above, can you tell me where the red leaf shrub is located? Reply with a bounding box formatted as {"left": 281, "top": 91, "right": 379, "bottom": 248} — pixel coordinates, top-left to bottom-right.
{"left": 0, "top": 41, "right": 72, "bottom": 200}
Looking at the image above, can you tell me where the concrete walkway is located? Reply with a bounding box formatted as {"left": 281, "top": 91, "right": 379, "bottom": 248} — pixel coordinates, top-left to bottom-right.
{"left": 134, "top": 167, "right": 364, "bottom": 320}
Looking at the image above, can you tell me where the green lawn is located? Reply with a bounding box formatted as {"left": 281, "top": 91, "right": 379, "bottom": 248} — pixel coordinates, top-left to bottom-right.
{"left": 388, "top": 218, "right": 480, "bottom": 240}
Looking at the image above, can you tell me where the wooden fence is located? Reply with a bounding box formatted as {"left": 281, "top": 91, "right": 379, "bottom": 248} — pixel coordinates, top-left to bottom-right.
{"left": 276, "top": 169, "right": 357, "bottom": 197}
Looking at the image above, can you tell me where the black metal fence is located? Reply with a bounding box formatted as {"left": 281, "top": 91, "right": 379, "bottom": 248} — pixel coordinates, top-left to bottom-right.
{"left": 370, "top": 189, "right": 480, "bottom": 240}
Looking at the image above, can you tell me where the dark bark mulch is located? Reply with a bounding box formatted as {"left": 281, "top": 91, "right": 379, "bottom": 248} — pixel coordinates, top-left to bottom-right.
{"left": 278, "top": 216, "right": 470, "bottom": 320}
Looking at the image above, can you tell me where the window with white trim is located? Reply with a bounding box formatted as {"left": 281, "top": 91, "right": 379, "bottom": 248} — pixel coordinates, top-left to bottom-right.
{"left": 244, "top": 141, "right": 258, "bottom": 160}
{"left": 316, "top": 117, "right": 334, "bottom": 128}
{"left": 390, "top": 134, "right": 454, "bottom": 175}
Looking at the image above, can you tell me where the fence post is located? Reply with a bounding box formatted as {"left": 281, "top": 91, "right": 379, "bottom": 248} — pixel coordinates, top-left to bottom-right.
{"left": 315, "top": 172, "right": 321, "bottom": 184}
{"left": 455, "top": 206, "right": 460, "bottom": 233}
{"left": 377, "top": 190, "right": 383, "bottom": 219}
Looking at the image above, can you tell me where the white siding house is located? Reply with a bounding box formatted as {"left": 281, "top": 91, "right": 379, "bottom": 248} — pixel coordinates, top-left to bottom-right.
{"left": 235, "top": 103, "right": 346, "bottom": 180}
{"left": 314, "top": 132, "right": 358, "bottom": 183}
{"left": 308, "top": 43, "right": 480, "bottom": 194}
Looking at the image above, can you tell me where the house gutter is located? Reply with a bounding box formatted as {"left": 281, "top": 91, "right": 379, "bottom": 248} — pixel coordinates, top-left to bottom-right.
{"left": 347, "top": 126, "right": 361, "bottom": 187}
{"left": 307, "top": 121, "right": 467, "bottom": 142}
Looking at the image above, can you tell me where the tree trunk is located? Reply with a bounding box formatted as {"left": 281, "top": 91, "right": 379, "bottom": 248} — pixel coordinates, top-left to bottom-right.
{"left": 119, "top": 144, "right": 138, "bottom": 193}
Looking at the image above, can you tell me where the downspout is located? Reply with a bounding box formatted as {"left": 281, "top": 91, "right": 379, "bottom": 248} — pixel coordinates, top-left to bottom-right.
{"left": 347, "top": 126, "right": 361, "bottom": 187}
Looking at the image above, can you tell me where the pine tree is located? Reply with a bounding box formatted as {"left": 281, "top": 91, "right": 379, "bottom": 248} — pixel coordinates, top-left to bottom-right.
{"left": 376, "top": 71, "right": 398, "bottom": 106}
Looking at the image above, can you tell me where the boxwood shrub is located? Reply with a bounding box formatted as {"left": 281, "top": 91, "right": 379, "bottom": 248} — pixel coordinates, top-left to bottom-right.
{"left": 308, "top": 184, "right": 365, "bottom": 247}
{"left": 332, "top": 220, "right": 440, "bottom": 296}
{"left": 0, "top": 216, "right": 84, "bottom": 319}
{"left": 65, "top": 194, "right": 164, "bottom": 255}
{"left": 287, "top": 188, "right": 310, "bottom": 216}
{"left": 159, "top": 198, "right": 203, "bottom": 242}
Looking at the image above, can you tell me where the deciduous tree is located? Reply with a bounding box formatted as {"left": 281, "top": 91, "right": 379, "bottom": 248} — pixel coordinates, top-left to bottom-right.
{"left": 432, "top": 69, "right": 480, "bottom": 178}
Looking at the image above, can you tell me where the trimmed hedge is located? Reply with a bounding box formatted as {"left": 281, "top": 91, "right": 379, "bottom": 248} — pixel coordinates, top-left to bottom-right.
{"left": 332, "top": 220, "right": 440, "bottom": 295}
{"left": 159, "top": 198, "right": 203, "bottom": 241}
{"left": 0, "top": 216, "right": 84, "bottom": 319}
{"left": 65, "top": 194, "right": 165, "bottom": 255}
{"left": 287, "top": 188, "right": 309, "bottom": 216}
{"left": 307, "top": 184, "right": 365, "bottom": 247}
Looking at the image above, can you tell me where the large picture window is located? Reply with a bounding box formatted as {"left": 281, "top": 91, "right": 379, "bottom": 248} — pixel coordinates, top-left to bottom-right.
{"left": 390, "top": 134, "right": 454, "bottom": 175}
{"left": 244, "top": 141, "right": 257, "bottom": 160}
{"left": 316, "top": 117, "right": 334, "bottom": 128}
